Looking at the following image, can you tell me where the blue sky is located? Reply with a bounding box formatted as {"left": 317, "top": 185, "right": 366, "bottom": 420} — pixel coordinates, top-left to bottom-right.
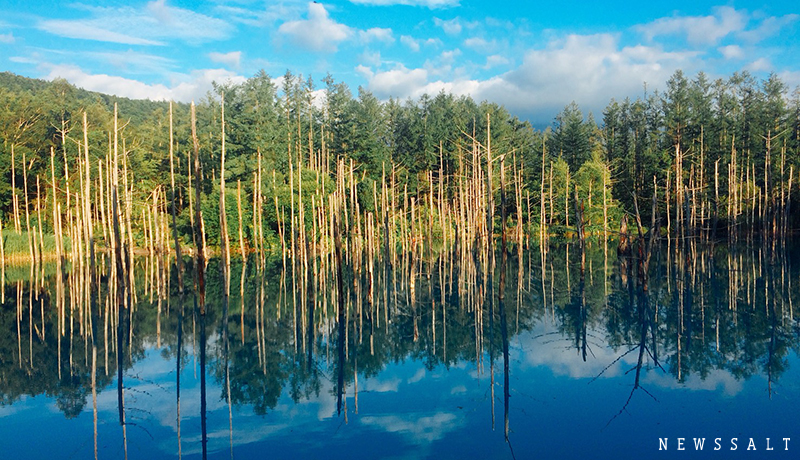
{"left": 1, "top": 0, "right": 798, "bottom": 124}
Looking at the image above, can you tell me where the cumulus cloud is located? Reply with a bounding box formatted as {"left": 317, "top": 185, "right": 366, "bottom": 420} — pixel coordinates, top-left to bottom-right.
{"left": 360, "top": 63, "right": 481, "bottom": 103}
{"left": 400, "top": 35, "right": 442, "bottom": 52}
{"left": 718, "top": 44, "right": 745, "bottom": 60}
{"left": 39, "top": 1, "right": 232, "bottom": 46}
{"left": 349, "top": 0, "right": 459, "bottom": 7}
{"left": 208, "top": 51, "right": 242, "bottom": 68}
{"left": 423, "top": 49, "right": 462, "bottom": 77}
{"left": 400, "top": 35, "right": 421, "bottom": 52}
{"left": 488, "top": 34, "right": 695, "bottom": 121}
{"left": 780, "top": 70, "right": 800, "bottom": 91}
{"left": 437, "top": 49, "right": 460, "bottom": 65}
{"left": 360, "top": 27, "right": 394, "bottom": 44}
{"left": 637, "top": 6, "right": 747, "bottom": 46}
{"left": 434, "top": 17, "right": 462, "bottom": 36}
{"left": 484, "top": 54, "right": 510, "bottom": 69}
{"left": 362, "top": 376, "right": 402, "bottom": 393}
{"left": 359, "top": 64, "right": 430, "bottom": 98}
{"left": 44, "top": 64, "right": 245, "bottom": 102}
{"left": 424, "top": 37, "right": 444, "bottom": 48}
{"left": 464, "top": 36, "right": 497, "bottom": 53}
{"left": 0, "top": 33, "right": 15, "bottom": 44}
{"left": 745, "top": 57, "right": 772, "bottom": 72}
{"left": 278, "top": 2, "right": 353, "bottom": 52}
{"left": 361, "top": 32, "right": 697, "bottom": 125}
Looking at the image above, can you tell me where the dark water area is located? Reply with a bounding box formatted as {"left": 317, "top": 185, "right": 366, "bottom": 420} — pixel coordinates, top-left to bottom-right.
{"left": 1, "top": 242, "right": 799, "bottom": 459}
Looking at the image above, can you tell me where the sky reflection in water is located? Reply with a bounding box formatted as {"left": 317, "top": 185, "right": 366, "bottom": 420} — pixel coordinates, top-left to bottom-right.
{"left": 0, "top": 243, "right": 798, "bottom": 459}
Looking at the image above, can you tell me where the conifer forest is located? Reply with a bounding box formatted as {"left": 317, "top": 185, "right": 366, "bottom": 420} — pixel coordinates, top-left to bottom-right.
{"left": 1, "top": 68, "right": 798, "bottom": 267}
{"left": 2, "top": 67, "right": 800, "bottom": 459}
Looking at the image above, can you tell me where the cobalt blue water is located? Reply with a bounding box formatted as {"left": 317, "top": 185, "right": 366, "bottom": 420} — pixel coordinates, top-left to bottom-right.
{"left": 1, "top": 243, "right": 798, "bottom": 459}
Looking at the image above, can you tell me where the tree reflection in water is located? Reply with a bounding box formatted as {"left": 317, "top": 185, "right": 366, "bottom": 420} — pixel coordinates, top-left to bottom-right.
{"left": 0, "top": 242, "right": 798, "bottom": 458}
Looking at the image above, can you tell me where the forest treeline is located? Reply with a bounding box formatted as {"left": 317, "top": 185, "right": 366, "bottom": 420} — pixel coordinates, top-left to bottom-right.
{"left": 1, "top": 68, "right": 799, "bottom": 259}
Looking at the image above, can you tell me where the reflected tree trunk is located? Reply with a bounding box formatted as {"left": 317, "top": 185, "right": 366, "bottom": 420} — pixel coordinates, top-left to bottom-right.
{"left": 199, "top": 300, "right": 208, "bottom": 460}
{"left": 176, "top": 291, "right": 183, "bottom": 459}
{"left": 334, "top": 203, "right": 347, "bottom": 416}
{"left": 116, "top": 272, "right": 128, "bottom": 460}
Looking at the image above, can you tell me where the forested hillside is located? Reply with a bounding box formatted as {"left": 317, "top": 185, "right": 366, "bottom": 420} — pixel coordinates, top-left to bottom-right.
{"left": 1, "top": 68, "right": 798, "bottom": 258}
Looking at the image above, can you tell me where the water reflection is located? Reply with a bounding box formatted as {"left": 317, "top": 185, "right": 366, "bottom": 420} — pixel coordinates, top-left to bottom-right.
{"left": 0, "top": 241, "right": 798, "bottom": 458}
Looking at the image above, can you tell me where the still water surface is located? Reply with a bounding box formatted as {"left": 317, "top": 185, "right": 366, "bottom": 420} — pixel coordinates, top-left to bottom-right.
{"left": 1, "top": 243, "right": 798, "bottom": 459}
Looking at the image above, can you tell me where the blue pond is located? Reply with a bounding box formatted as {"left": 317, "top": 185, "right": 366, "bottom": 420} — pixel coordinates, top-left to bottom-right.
{"left": 1, "top": 243, "right": 798, "bottom": 459}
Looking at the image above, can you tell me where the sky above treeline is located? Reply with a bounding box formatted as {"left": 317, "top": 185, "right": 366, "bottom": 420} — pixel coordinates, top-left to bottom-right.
{"left": 1, "top": 0, "right": 798, "bottom": 125}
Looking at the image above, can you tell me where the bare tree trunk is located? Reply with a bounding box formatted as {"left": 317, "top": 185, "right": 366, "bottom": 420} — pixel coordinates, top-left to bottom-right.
{"left": 191, "top": 102, "right": 205, "bottom": 312}
{"left": 540, "top": 136, "right": 547, "bottom": 246}
{"left": 82, "top": 111, "right": 94, "bottom": 271}
{"left": 168, "top": 102, "right": 183, "bottom": 291}
{"left": 219, "top": 93, "right": 231, "bottom": 272}
{"left": 237, "top": 180, "right": 246, "bottom": 262}
{"left": 11, "top": 145, "right": 21, "bottom": 233}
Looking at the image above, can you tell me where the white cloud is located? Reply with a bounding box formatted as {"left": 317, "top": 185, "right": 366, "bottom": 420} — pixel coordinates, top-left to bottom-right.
{"left": 516, "top": 323, "right": 641, "bottom": 379}
{"left": 90, "top": 50, "right": 175, "bottom": 75}
{"left": 423, "top": 49, "right": 462, "bottom": 77}
{"left": 363, "top": 376, "right": 402, "bottom": 393}
{"left": 38, "top": 1, "right": 232, "bottom": 46}
{"left": 0, "top": 33, "right": 15, "bottom": 44}
{"left": 360, "top": 27, "right": 395, "bottom": 44}
{"left": 45, "top": 64, "right": 173, "bottom": 99}
{"left": 438, "top": 49, "right": 460, "bottom": 65}
{"left": 145, "top": 0, "right": 231, "bottom": 42}
{"left": 278, "top": 2, "right": 353, "bottom": 52}
{"left": 424, "top": 37, "right": 444, "bottom": 47}
{"left": 273, "top": 75, "right": 327, "bottom": 110}
{"left": 356, "top": 64, "right": 374, "bottom": 78}
{"left": 359, "top": 50, "right": 382, "bottom": 66}
{"left": 746, "top": 57, "right": 772, "bottom": 72}
{"left": 450, "top": 385, "right": 467, "bottom": 394}
{"left": 738, "top": 13, "right": 800, "bottom": 43}
{"left": 489, "top": 34, "right": 694, "bottom": 121}
{"left": 40, "top": 19, "right": 163, "bottom": 45}
{"left": 484, "top": 54, "right": 510, "bottom": 69}
{"left": 349, "top": 0, "right": 459, "bottom": 7}
{"left": 213, "top": 2, "right": 306, "bottom": 27}
{"left": 9, "top": 56, "right": 40, "bottom": 65}
{"left": 637, "top": 6, "right": 747, "bottom": 45}
{"left": 361, "top": 64, "right": 430, "bottom": 99}
{"left": 360, "top": 63, "right": 481, "bottom": 102}
{"left": 400, "top": 35, "right": 421, "bottom": 52}
{"left": 360, "top": 412, "right": 462, "bottom": 443}
{"left": 643, "top": 368, "right": 744, "bottom": 396}
{"left": 208, "top": 51, "right": 242, "bottom": 69}
{"left": 434, "top": 17, "right": 462, "bottom": 36}
{"left": 43, "top": 64, "right": 245, "bottom": 102}
{"left": 780, "top": 70, "right": 800, "bottom": 90}
{"left": 718, "top": 44, "right": 745, "bottom": 60}
{"left": 400, "top": 35, "right": 442, "bottom": 52}
{"left": 362, "top": 32, "right": 698, "bottom": 125}
{"left": 464, "top": 37, "right": 497, "bottom": 53}
{"left": 407, "top": 368, "right": 426, "bottom": 384}
{"left": 485, "top": 17, "right": 515, "bottom": 31}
